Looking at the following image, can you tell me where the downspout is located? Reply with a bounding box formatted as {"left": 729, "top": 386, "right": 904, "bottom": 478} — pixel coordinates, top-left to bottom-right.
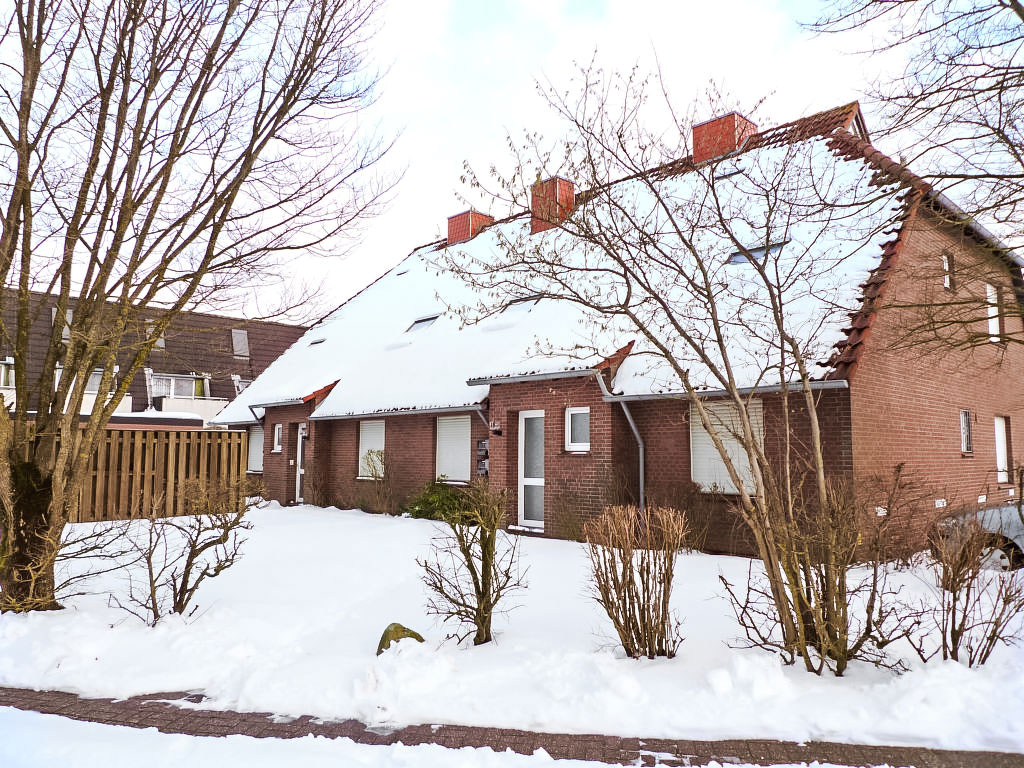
{"left": 594, "top": 372, "right": 645, "bottom": 511}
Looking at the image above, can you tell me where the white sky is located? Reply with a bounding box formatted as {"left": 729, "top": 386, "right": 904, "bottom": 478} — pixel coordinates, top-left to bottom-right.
{"left": 286, "top": 0, "right": 896, "bottom": 322}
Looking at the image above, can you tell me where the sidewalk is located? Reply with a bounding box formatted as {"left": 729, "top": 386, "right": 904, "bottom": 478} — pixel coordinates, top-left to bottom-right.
{"left": 0, "top": 685, "right": 1017, "bottom": 767}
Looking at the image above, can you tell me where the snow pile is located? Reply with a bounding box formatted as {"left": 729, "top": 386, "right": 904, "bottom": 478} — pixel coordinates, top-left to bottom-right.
{"left": 0, "top": 504, "right": 1021, "bottom": 753}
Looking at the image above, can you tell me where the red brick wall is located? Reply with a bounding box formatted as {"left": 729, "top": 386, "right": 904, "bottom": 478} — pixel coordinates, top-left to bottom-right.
{"left": 265, "top": 410, "right": 489, "bottom": 512}
{"left": 850, "top": 208, "right": 1024, "bottom": 548}
{"left": 487, "top": 376, "right": 625, "bottom": 539}
{"left": 626, "top": 388, "right": 853, "bottom": 554}
{"left": 261, "top": 402, "right": 315, "bottom": 505}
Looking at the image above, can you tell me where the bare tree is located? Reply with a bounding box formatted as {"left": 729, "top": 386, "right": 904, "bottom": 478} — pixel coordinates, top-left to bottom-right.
{"left": 814, "top": 1, "right": 1024, "bottom": 351}
{"left": 0, "top": 0, "right": 390, "bottom": 610}
{"left": 584, "top": 504, "right": 688, "bottom": 659}
{"left": 419, "top": 480, "right": 525, "bottom": 645}
{"left": 441, "top": 64, "right": 912, "bottom": 673}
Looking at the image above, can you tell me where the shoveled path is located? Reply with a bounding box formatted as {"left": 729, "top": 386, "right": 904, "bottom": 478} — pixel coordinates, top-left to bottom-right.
{"left": 0, "top": 685, "right": 1019, "bottom": 767}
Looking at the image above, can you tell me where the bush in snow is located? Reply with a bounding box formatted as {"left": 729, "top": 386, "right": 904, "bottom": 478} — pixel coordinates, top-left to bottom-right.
{"left": 419, "top": 480, "right": 525, "bottom": 645}
{"left": 584, "top": 504, "right": 689, "bottom": 659}
{"left": 111, "top": 479, "right": 254, "bottom": 625}
{"left": 907, "top": 517, "right": 1024, "bottom": 667}
{"left": 719, "top": 478, "right": 910, "bottom": 676}
{"left": 404, "top": 478, "right": 467, "bottom": 521}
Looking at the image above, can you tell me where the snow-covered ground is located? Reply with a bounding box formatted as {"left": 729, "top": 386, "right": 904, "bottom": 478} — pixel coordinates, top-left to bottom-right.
{"left": 0, "top": 503, "right": 1022, "bottom": 754}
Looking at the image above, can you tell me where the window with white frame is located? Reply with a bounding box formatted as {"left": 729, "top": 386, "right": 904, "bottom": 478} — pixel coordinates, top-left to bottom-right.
{"left": 231, "top": 328, "right": 250, "bottom": 358}
{"left": 272, "top": 423, "right": 283, "bottom": 452}
{"left": 57, "top": 365, "right": 115, "bottom": 394}
{"left": 995, "top": 416, "right": 1012, "bottom": 484}
{"left": 230, "top": 374, "right": 251, "bottom": 395}
{"left": 727, "top": 241, "right": 787, "bottom": 265}
{"left": 150, "top": 372, "right": 208, "bottom": 399}
{"left": 941, "top": 252, "right": 955, "bottom": 290}
{"left": 987, "top": 283, "right": 1003, "bottom": 342}
{"left": 406, "top": 315, "right": 439, "bottom": 333}
{"left": 436, "top": 415, "right": 472, "bottom": 482}
{"left": 51, "top": 307, "right": 72, "bottom": 342}
{"left": 690, "top": 399, "right": 764, "bottom": 494}
{"left": 564, "top": 406, "right": 590, "bottom": 452}
{"left": 960, "top": 409, "right": 974, "bottom": 454}
{"left": 0, "top": 357, "right": 13, "bottom": 388}
{"left": 247, "top": 424, "right": 265, "bottom": 472}
{"left": 358, "top": 420, "right": 385, "bottom": 477}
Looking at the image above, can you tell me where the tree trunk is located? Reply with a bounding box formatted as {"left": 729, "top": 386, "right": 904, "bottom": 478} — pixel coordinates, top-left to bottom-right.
{"left": 0, "top": 461, "right": 61, "bottom": 611}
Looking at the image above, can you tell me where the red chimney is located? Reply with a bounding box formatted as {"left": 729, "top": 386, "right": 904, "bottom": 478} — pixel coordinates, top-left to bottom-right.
{"left": 530, "top": 176, "right": 575, "bottom": 234}
{"left": 447, "top": 210, "right": 494, "bottom": 245}
{"left": 692, "top": 112, "right": 758, "bottom": 165}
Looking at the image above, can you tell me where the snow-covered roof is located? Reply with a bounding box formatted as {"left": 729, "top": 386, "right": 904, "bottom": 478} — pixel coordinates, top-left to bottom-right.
{"left": 213, "top": 104, "right": 927, "bottom": 425}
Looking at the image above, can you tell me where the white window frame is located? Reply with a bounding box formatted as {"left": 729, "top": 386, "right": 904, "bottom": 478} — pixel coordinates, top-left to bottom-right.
{"left": 690, "top": 399, "right": 764, "bottom": 494}
{"left": 231, "top": 328, "right": 250, "bottom": 359}
{"left": 358, "top": 419, "right": 385, "bottom": 478}
{"left": 564, "top": 406, "right": 591, "bottom": 452}
{"left": 987, "top": 283, "right": 1002, "bottom": 342}
{"left": 960, "top": 409, "right": 974, "bottom": 454}
{"left": 247, "top": 424, "right": 265, "bottom": 473}
{"left": 149, "top": 372, "right": 209, "bottom": 400}
{"left": 996, "top": 416, "right": 1011, "bottom": 484}
{"left": 56, "top": 364, "right": 117, "bottom": 395}
{"left": 941, "top": 252, "right": 955, "bottom": 290}
{"left": 435, "top": 415, "right": 472, "bottom": 483}
{"left": 272, "top": 423, "right": 283, "bottom": 453}
{"left": 0, "top": 356, "right": 13, "bottom": 388}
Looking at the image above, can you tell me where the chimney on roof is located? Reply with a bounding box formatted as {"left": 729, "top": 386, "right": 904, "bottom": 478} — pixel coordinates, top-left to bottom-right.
{"left": 447, "top": 209, "right": 494, "bottom": 245}
{"left": 692, "top": 112, "right": 758, "bottom": 165}
{"left": 530, "top": 176, "right": 575, "bottom": 234}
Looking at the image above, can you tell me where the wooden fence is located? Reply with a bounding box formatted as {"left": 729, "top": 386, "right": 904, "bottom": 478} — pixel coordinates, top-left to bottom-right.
{"left": 73, "top": 429, "right": 248, "bottom": 522}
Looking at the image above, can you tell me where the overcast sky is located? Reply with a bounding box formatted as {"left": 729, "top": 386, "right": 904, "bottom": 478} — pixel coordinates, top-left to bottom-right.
{"left": 286, "top": 0, "right": 896, "bottom": 321}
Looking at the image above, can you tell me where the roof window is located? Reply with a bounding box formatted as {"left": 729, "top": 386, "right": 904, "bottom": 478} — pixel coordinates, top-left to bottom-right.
{"left": 309, "top": 337, "right": 326, "bottom": 346}
{"left": 406, "top": 314, "right": 440, "bottom": 333}
{"left": 728, "top": 241, "right": 787, "bottom": 265}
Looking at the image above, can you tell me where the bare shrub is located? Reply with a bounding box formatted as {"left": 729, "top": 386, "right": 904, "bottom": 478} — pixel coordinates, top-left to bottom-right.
{"left": 112, "top": 480, "right": 254, "bottom": 626}
{"left": 908, "top": 518, "right": 1024, "bottom": 667}
{"left": 419, "top": 480, "right": 526, "bottom": 645}
{"left": 584, "top": 505, "right": 689, "bottom": 659}
{"left": 720, "top": 481, "right": 908, "bottom": 675}
{"left": 364, "top": 449, "right": 398, "bottom": 515}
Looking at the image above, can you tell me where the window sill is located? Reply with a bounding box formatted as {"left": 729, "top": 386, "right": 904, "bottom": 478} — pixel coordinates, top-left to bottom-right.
{"left": 564, "top": 446, "right": 590, "bottom": 455}
{"left": 961, "top": 452, "right": 974, "bottom": 458}
{"left": 355, "top": 475, "right": 380, "bottom": 481}
{"left": 508, "top": 524, "right": 544, "bottom": 535}
{"left": 270, "top": 449, "right": 282, "bottom": 454}
{"left": 440, "top": 479, "right": 470, "bottom": 486}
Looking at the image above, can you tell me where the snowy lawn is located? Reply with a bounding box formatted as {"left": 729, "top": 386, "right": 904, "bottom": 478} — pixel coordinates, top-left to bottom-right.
{"left": 0, "top": 503, "right": 1022, "bottom": 753}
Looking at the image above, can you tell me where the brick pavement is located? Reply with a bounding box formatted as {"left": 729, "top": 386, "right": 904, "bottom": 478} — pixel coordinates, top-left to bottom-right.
{"left": 0, "top": 685, "right": 1019, "bottom": 767}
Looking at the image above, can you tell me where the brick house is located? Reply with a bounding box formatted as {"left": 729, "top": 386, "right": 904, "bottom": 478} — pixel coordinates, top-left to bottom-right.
{"left": 0, "top": 290, "right": 305, "bottom": 436}
{"left": 213, "top": 102, "right": 1024, "bottom": 556}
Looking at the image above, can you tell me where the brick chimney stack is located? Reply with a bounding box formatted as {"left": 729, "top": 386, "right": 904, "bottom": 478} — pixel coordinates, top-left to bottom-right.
{"left": 447, "top": 210, "right": 495, "bottom": 245}
{"left": 530, "top": 176, "right": 575, "bottom": 234}
{"left": 692, "top": 112, "right": 758, "bottom": 165}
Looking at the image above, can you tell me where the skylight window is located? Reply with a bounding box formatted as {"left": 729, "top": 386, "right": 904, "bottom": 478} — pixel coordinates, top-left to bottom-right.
{"left": 728, "top": 241, "right": 787, "bottom": 265}
{"left": 406, "top": 314, "right": 440, "bottom": 332}
{"left": 309, "top": 337, "right": 326, "bottom": 346}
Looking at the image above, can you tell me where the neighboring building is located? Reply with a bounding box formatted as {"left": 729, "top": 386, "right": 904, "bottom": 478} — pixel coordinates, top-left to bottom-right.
{"left": 213, "top": 103, "right": 1024, "bottom": 556}
{"left": 0, "top": 291, "right": 305, "bottom": 433}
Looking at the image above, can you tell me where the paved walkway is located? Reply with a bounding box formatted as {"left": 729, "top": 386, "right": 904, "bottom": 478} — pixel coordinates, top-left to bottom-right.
{"left": 0, "top": 685, "right": 1019, "bottom": 767}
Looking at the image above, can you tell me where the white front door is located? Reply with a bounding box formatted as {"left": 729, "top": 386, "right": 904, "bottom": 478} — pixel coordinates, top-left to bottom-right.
{"left": 295, "top": 423, "right": 307, "bottom": 503}
{"left": 518, "top": 410, "right": 545, "bottom": 528}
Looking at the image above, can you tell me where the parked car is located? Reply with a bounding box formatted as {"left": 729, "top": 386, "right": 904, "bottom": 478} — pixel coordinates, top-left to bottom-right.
{"left": 932, "top": 503, "right": 1024, "bottom": 570}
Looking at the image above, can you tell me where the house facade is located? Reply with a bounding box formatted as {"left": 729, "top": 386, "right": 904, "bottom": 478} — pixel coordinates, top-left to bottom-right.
{"left": 213, "top": 103, "right": 1024, "bottom": 557}
{"left": 0, "top": 291, "right": 305, "bottom": 433}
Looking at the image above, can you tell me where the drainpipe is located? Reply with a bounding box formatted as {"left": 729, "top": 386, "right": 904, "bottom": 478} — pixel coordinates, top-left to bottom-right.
{"left": 594, "top": 372, "right": 645, "bottom": 511}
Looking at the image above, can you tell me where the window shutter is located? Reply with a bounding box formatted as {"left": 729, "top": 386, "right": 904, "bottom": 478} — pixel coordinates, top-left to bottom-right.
{"left": 248, "top": 425, "right": 264, "bottom": 472}
{"left": 358, "top": 420, "right": 386, "bottom": 477}
{"left": 690, "top": 400, "right": 764, "bottom": 494}
{"left": 436, "top": 415, "right": 471, "bottom": 482}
